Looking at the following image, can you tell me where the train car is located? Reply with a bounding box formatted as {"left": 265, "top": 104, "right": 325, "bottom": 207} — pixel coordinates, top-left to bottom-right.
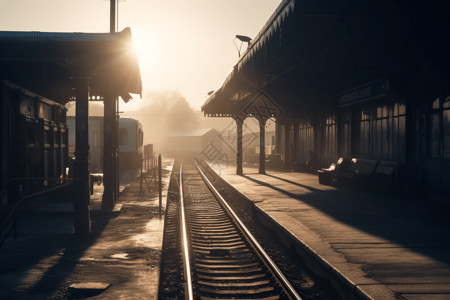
{"left": 118, "top": 118, "right": 144, "bottom": 172}
{"left": 0, "top": 80, "right": 68, "bottom": 198}
{"left": 67, "top": 116, "right": 104, "bottom": 173}
{"left": 67, "top": 116, "right": 143, "bottom": 177}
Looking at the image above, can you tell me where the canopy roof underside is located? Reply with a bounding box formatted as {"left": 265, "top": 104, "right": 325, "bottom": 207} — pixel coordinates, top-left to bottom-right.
{"left": 0, "top": 28, "right": 142, "bottom": 104}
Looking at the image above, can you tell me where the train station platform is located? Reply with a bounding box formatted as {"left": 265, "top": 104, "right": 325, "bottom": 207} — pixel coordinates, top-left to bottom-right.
{"left": 0, "top": 159, "right": 173, "bottom": 299}
{"left": 214, "top": 164, "right": 450, "bottom": 300}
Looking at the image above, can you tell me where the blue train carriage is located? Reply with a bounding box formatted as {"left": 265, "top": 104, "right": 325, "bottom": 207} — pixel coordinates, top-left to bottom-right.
{"left": 118, "top": 117, "right": 144, "bottom": 176}
{"left": 67, "top": 116, "right": 104, "bottom": 174}
{"left": 1, "top": 80, "right": 68, "bottom": 197}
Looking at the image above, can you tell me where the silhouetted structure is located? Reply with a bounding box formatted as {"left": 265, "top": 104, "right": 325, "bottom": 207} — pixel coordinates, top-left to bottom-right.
{"left": 0, "top": 28, "right": 142, "bottom": 236}
{"left": 202, "top": 0, "right": 450, "bottom": 194}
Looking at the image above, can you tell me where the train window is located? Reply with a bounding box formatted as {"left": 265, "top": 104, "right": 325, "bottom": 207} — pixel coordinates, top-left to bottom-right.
{"left": 119, "top": 128, "right": 128, "bottom": 145}
{"left": 93, "top": 130, "right": 98, "bottom": 148}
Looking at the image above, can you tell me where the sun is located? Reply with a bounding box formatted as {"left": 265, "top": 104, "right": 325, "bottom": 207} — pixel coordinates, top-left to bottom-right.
{"left": 132, "top": 32, "right": 157, "bottom": 68}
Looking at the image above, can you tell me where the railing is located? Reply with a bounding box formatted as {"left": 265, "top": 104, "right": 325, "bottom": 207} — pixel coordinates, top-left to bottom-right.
{"left": 0, "top": 177, "right": 88, "bottom": 248}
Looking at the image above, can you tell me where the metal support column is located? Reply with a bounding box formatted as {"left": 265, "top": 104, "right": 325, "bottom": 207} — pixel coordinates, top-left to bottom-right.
{"left": 102, "top": 0, "right": 119, "bottom": 209}
{"left": 73, "top": 78, "right": 91, "bottom": 238}
{"left": 259, "top": 117, "right": 267, "bottom": 174}
{"left": 293, "top": 120, "right": 299, "bottom": 166}
{"left": 115, "top": 97, "right": 119, "bottom": 202}
{"left": 285, "top": 121, "right": 292, "bottom": 170}
{"left": 102, "top": 96, "right": 116, "bottom": 210}
{"left": 234, "top": 116, "right": 244, "bottom": 175}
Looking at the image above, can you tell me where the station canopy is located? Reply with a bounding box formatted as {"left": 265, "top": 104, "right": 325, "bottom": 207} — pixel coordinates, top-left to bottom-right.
{"left": 201, "top": 0, "right": 335, "bottom": 118}
{"left": 0, "top": 27, "right": 142, "bottom": 104}
{"left": 202, "top": 0, "right": 450, "bottom": 119}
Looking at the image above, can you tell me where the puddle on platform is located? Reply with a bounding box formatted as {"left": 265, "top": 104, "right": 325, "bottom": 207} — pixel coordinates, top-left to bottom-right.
{"left": 110, "top": 253, "right": 129, "bottom": 259}
{"left": 131, "top": 219, "right": 164, "bottom": 248}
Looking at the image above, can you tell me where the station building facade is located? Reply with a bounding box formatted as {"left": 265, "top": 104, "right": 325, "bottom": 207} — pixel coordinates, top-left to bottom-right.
{"left": 202, "top": 0, "right": 450, "bottom": 194}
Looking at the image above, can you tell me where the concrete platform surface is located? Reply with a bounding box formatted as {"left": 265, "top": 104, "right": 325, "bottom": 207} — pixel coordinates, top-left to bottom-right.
{"left": 0, "top": 160, "right": 172, "bottom": 300}
{"left": 216, "top": 164, "right": 450, "bottom": 300}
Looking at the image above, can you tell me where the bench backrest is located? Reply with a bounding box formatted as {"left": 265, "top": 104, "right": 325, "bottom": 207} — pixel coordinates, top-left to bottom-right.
{"left": 375, "top": 160, "right": 399, "bottom": 175}
{"left": 335, "top": 157, "right": 354, "bottom": 172}
{"left": 348, "top": 159, "right": 378, "bottom": 174}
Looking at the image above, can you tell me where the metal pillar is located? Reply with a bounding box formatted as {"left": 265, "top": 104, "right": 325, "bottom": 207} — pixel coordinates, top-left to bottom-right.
{"left": 285, "top": 121, "right": 292, "bottom": 170}
{"left": 110, "top": 0, "right": 116, "bottom": 33}
{"left": 293, "top": 120, "right": 299, "bottom": 170}
{"left": 275, "top": 121, "right": 281, "bottom": 155}
{"left": 73, "top": 78, "right": 91, "bottom": 238}
{"left": 102, "top": 96, "right": 116, "bottom": 210}
{"left": 102, "top": 0, "right": 119, "bottom": 210}
{"left": 259, "top": 117, "right": 267, "bottom": 174}
{"left": 293, "top": 120, "right": 299, "bottom": 163}
{"left": 234, "top": 116, "right": 244, "bottom": 175}
{"left": 115, "top": 98, "right": 119, "bottom": 202}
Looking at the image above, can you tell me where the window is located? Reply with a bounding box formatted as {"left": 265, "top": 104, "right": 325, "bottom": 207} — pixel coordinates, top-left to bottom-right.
{"left": 119, "top": 128, "right": 128, "bottom": 145}
{"left": 297, "top": 121, "right": 314, "bottom": 163}
{"left": 355, "top": 99, "right": 405, "bottom": 161}
{"left": 359, "top": 108, "right": 370, "bottom": 157}
{"left": 392, "top": 101, "right": 406, "bottom": 161}
{"left": 443, "top": 97, "right": 450, "bottom": 158}
{"left": 139, "top": 130, "right": 144, "bottom": 147}
{"left": 340, "top": 109, "right": 351, "bottom": 158}
{"left": 429, "top": 96, "right": 450, "bottom": 159}
{"left": 93, "top": 130, "right": 98, "bottom": 148}
{"left": 375, "top": 104, "right": 388, "bottom": 159}
{"left": 324, "top": 116, "right": 337, "bottom": 164}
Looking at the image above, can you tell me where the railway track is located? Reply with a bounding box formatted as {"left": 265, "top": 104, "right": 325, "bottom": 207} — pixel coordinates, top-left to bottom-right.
{"left": 159, "top": 159, "right": 302, "bottom": 299}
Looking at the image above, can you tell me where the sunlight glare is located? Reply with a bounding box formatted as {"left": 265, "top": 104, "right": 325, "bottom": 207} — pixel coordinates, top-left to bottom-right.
{"left": 132, "top": 34, "right": 156, "bottom": 68}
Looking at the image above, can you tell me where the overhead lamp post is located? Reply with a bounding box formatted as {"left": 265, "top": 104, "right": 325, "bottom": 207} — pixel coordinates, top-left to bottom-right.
{"left": 233, "top": 35, "right": 252, "bottom": 57}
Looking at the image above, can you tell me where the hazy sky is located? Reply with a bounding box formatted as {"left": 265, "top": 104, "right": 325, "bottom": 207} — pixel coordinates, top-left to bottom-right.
{"left": 0, "top": 0, "right": 281, "bottom": 110}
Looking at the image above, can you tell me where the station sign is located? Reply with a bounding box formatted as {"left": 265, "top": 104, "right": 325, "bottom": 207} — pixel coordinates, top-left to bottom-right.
{"left": 340, "top": 78, "right": 389, "bottom": 107}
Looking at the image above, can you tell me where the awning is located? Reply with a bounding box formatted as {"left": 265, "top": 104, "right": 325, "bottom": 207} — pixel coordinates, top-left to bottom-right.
{"left": 236, "top": 0, "right": 295, "bottom": 71}
{"left": 202, "top": 0, "right": 296, "bottom": 116}
{"left": 202, "top": 0, "right": 450, "bottom": 119}
{"left": 0, "top": 28, "right": 142, "bottom": 104}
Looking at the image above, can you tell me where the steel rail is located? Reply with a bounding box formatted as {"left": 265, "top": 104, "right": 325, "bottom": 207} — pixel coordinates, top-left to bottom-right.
{"left": 195, "top": 162, "right": 302, "bottom": 300}
{"left": 179, "top": 163, "right": 194, "bottom": 300}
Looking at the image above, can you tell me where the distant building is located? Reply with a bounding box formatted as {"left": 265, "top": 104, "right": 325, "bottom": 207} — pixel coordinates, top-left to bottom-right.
{"left": 163, "top": 128, "right": 222, "bottom": 158}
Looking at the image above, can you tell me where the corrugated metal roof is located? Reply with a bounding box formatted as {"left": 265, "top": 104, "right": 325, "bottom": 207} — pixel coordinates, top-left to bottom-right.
{"left": 202, "top": 0, "right": 296, "bottom": 115}
{"left": 0, "top": 29, "right": 125, "bottom": 42}
{"left": 237, "top": 0, "right": 295, "bottom": 70}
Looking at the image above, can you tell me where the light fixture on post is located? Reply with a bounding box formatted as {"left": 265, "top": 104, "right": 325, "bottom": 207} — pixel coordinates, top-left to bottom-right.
{"left": 233, "top": 35, "right": 252, "bottom": 57}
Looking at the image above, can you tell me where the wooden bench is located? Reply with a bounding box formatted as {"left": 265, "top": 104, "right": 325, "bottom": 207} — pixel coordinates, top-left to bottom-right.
{"left": 373, "top": 161, "right": 399, "bottom": 195}
{"left": 338, "top": 158, "right": 378, "bottom": 190}
{"left": 317, "top": 157, "right": 353, "bottom": 186}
